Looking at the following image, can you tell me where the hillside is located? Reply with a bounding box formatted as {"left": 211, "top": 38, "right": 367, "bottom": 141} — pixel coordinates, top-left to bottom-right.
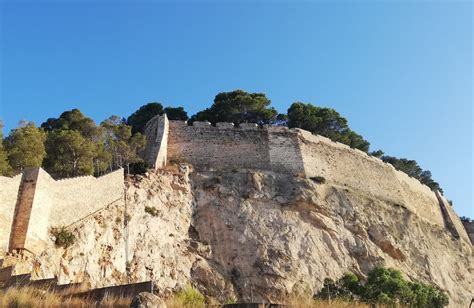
{"left": 1, "top": 165, "right": 472, "bottom": 306}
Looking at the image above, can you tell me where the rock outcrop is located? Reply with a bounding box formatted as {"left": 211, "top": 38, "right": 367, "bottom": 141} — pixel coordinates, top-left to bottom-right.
{"left": 2, "top": 165, "right": 472, "bottom": 306}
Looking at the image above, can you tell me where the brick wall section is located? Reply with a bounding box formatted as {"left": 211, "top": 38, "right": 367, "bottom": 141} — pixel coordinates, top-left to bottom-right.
{"left": 0, "top": 174, "right": 22, "bottom": 251}
{"left": 9, "top": 168, "right": 40, "bottom": 251}
{"left": 144, "top": 114, "right": 169, "bottom": 169}
{"left": 168, "top": 121, "right": 272, "bottom": 171}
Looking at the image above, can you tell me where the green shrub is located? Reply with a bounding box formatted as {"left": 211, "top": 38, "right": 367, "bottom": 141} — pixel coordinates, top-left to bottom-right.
{"left": 310, "top": 176, "right": 326, "bottom": 184}
{"left": 174, "top": 285, "right": 205, "bottom": 307}
{"left": 49, "top": 226, "right": 75, "bottom": 248}
{"left": 315, "top": 267, "right": 449, "bottom": 308}
{"left": 144, "top": 206, "right": 159, "bottom": 217}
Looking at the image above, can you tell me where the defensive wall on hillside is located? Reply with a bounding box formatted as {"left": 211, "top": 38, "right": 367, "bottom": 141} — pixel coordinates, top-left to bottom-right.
{"left": 0, "top": 114, "right": 470, "bottom": 254}
{"left": 149, "top": 115, "right": 470, "bottom": 244}
{"left": 0, "top": 168, "right": 124, "bottom": 253}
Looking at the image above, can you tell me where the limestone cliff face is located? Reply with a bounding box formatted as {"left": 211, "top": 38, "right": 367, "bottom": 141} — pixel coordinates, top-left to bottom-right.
{"left": 7, "top": 166, "right": 472, "bottom": 306}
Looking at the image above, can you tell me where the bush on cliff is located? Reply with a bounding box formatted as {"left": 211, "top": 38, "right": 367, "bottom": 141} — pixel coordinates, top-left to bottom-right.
{"left": 315, "top": 267, "right": 449, "bottom": 307}
{"left": 49, "top": 226, "right": 76, "bottom": 249}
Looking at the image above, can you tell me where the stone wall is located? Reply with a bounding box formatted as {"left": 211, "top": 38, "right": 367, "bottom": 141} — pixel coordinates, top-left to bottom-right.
{"left": 168, "top": 121, "right": 272, "bottom": 171}
{"left": 268, "top": 127, "right": 306, "bottom": 175}
{"left": 144, "top": 114, "right": 169, "bottom": 169}
{"left": 0, "top": 174, "right": 22, "bottom": 251}
{"left": 0, "top": 168, "right": 125, "bottom": 254}
{"left": 296, "top": 130, "right": 448, "bottom": 229}
{"left": 461, "top": 221, "right": 474, "bottom": 245}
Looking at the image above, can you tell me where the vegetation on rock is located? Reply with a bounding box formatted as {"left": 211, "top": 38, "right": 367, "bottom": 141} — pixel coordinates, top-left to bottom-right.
{"left": 315, "top": 267, "right": 449, "bottom": 307}
{"left": 50, "top": 226, "right": 76, "bottom": 248}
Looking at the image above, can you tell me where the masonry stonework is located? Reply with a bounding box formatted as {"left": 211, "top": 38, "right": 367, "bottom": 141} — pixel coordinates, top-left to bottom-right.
{"left": 0, "top": 174, "right": 22, "bottom": 251}
{"left": 0, "top": 168, "right": 124, "bottom": 253}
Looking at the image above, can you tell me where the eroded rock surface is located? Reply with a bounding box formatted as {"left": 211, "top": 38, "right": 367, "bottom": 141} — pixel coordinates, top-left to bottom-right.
{"left": 5, "top": 166, "right": 472, "bottom": 306}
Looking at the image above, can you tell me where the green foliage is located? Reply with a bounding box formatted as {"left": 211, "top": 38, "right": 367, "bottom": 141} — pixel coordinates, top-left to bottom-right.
{"left": 315, "top": 267, "right": 449, "bottom": 308}
{"left": 101, "top": 116, "right": 146, "bottom": 174}
{"left": 44, "top": 130, "right": 96, "bottom": 177}
{"left": 310, "top": 176, "right": 326, "bottom": 184}
{"left": 174, "top": 286, "right": 206, "bottom": 308}
{"left": 4, "top": 122, "right": 46, "bottom": 172}
{"left": 287, "top": 102, "right": 370, "bottom": 152}
{"left": 370, "top": 149, "right": 385, "bottom": 158}
{"left": 0, "top": 121, "right": 13, "bottom": 176}
{"left": 164, "top": 106, "right": 189, "bottom": 121}
{"left": 49, "top": 226, "right": 75, "bottom": 248}
{"left": 41, "top": 108, "right": 99, "bottom": 139}
{"left": 144, "top": 206, "right": 159, "bottom": 217}
{"left": 189, "top": 89, "right": 277, "bottom": 125}
{"left": 126, "top": 102, "right": 164, "bottom": 134}
{"left": 460, "top": 216, "right": 472, "bottom": 223}
{"left": 381, "top": 156, "right": 443, "bottom": 193}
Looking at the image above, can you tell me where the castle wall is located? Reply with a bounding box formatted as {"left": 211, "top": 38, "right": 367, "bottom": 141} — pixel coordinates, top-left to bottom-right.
{"left": 144, "top": 114, "right": 169, "bottom": 169}
{"left": 0, "top": 174, "right": 22, "bottom": 251}
{"left": 462, "top": 221, "right": 474, "bottom": 245}
{"left": 23, "top": 168, "right": 125, "bottom": 253}
{"left": 168, "top": 121, "right": 272, "bottom": 171}
{"left": 296, "top": 129, "right": 446, "bottom": 229}
{"left": 268, "top": 127, "right": 305, "bottom": 175}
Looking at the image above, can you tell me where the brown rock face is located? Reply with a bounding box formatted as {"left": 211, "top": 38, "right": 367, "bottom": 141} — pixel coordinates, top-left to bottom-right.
{"left": 7, "top": 166, "right": 472, "bottom": 307}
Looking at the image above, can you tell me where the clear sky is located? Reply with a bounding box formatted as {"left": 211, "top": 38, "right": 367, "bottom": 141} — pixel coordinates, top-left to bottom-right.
{"left": 0, "top": 0, "right": 472, "bottom": 217}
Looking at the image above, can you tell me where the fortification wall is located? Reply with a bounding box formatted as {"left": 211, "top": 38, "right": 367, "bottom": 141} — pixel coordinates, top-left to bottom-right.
{"left": 144, "top": 114, "right": 169, "bottom": 169}
{"left": 0, "top": 174, "right": 22, "bottom": 251}
{"left": 268, "top": 127, "right": 305, "bottom": 175}
{"left": 168, "top": 121, "right": 272, "bottom": 171}
{"left": 21, "top": 168, "right": 125, "bottom": 253}
{"left": 296, "top": 129, "right": 446, "bottom": 229}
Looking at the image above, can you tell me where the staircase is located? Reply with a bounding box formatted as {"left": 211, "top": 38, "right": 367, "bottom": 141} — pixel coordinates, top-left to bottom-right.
{"left": 9, "top": 168, "right": 40, "bottom": 251}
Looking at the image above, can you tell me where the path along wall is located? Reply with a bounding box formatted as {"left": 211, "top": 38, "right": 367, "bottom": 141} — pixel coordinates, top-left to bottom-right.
{"left": 0, "top": 174, "right": 22, "bottom": 251}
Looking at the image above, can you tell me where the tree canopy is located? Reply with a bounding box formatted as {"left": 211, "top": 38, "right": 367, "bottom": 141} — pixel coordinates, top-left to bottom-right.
{"left": 0, "top": 122, "right": 13, "bottom": 176}
{"left": 380, "top": 155, "right": 443, "bottom": 193}
{"left": 164, "top": 107, "right": 189, "bottom": 121}
{"left": 126, "top": 102, "right": 164, "bottom": 134}
{"left": 287, "top": 102, "right": 370, "bottom": 152}
{"left": 4, "top": 122, "right": 46, "bottom": 172}
{"left": 189, "top": 90, "right": 278, "bottom": 125}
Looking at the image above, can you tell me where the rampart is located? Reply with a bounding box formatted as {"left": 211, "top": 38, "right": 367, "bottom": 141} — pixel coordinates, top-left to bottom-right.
{"left": 0, "top": 174, "right": 22, "bottom": 251}
{"left": 162, "top": 116, "right": 470, "bottom": 244}
{"left": 0, "top": 168, "right": 124, "bottom": 253}
{"left": 144, "top": 114, "right": 169, "bottom": 169}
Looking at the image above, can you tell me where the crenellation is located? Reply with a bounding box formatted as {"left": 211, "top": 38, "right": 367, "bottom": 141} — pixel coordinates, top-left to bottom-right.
{"left": 193, "top": 121, "right": 212, "bottom": 128}
{"left": 216, "top": 122, "right": 235, "bottom": 129}
{"left": 239, "top": 123, "right": 259, "bottom": 130}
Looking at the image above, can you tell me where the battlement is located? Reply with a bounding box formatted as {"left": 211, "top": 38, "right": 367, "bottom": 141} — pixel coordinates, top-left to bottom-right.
{"left": 147, "top": 115, "right": 470, "bottom": 244}
{"left": 0, "top": 168, "right": 124, "bottom": 253}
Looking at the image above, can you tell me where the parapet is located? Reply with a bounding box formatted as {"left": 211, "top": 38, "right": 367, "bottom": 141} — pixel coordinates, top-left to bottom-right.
{"left": 239, "top": 123, "right": 259, "bottom": 130}
{"left": 216, "top": 122, "right": 235, "bottom": 129}
{"left": 193, "top": 121, "right": 211, "bottom": 128}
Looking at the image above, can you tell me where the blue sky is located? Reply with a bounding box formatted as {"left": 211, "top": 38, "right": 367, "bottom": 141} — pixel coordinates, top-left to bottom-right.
{"left": 0, "top": 1, "right": 472, "bottom": 217}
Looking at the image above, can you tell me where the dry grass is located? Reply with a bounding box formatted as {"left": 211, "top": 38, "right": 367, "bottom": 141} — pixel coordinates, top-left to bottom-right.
{"left": 0, "top": 286, "right": 132, "bottom": 308}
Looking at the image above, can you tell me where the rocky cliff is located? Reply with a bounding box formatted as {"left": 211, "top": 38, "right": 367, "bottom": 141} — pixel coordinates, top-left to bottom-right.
{"left": 2, "top": 165, "right": 472, "bottom": 306}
